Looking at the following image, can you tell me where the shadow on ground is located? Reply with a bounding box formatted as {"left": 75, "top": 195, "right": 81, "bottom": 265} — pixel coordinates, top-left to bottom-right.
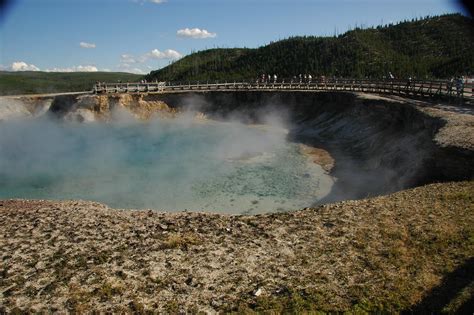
{"left": 405, "top": 257, "right": 474, "bottom": 314}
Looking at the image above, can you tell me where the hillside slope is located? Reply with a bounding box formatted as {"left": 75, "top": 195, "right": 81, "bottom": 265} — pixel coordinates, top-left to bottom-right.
{"left": 147, "top": 14, "right": 474, "bottom": 82}
{"left": 0, "top": 71, "right": 142, "bottom": 96}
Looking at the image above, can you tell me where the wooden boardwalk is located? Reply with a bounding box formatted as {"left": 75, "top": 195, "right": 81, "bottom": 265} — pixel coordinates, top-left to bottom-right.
{"left": 93, "top": 78, "right": 474, "bottom": 104}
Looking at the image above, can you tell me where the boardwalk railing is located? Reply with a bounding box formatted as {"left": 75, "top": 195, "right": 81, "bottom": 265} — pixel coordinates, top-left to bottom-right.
{"left": 93, "top": 78, "right": 474, "bottom": 103}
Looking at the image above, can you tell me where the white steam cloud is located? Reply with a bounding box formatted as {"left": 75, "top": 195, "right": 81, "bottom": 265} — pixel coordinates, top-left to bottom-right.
{"left": 177, "top": 28, "right": 217, "bottom": 39}
{"left": 0, "top": 96, "right": 327, "bottom": 214}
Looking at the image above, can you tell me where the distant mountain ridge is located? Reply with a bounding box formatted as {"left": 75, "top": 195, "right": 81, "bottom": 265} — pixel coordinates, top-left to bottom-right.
{"left": 0, "top": 71, "right": 142, "bottom": 96}
{"left": 146, "top": 14, "right": 474, "bottom": 82}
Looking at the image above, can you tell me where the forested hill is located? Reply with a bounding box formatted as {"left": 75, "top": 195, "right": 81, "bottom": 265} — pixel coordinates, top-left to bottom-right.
{"left": 146, "top": 14, "right": 474, "bottom": 82}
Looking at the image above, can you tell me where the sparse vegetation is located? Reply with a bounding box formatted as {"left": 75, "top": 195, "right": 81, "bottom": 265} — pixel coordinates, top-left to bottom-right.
{"left": 0, "top": 181, "right": 472, "bottom": 312}
{"left": 95, "top": 282, "right": 125, "bottom": 302}
{"left": 159, "top": 232, "right": 202, "bottom": 250}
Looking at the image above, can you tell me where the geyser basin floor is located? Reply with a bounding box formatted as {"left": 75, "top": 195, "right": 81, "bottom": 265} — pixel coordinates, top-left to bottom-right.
{"left": 0, "top": 117, "right": 333, "bottom": 214}
{"left": 1, "top": 182, "right": 472, "bottom": 313}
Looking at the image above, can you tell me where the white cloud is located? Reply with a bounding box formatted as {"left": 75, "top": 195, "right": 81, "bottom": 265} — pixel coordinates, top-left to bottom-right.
{"left": 132, "top": 0, "right": 166, "bottom": 4}
{"left": 147, "top": 49, "right": 182, "bottom": 60}
{"left": 122, "top": 49, "right": 182, "bottom": 64}
{"left": 117, "top": 63, "right": 146, "bottom": 74}
{"left": 116, "top": 48, "right": 181, "bottom": 73}
{"left": 131, "top": 68, "right": 146, "bottom": 74}
{"left": 10, "top": 61, "right": 40, "bottom": 71}
{"left": 76, "top": 65, "right": 98, "bottom": 72}
{"left": 120, "top": 54, "right": 137, "bottom": 63}
{"left": 5, "top": 61, "right": 102, "bottom": 73}
{"left": 79, "top": 42, "right": 96, "bottom": 49}
{"left": 177, "top": 28, "right": 217, "bottom": 39}
{"left": 45, "top": 65, "right": 98, "bottom": 72}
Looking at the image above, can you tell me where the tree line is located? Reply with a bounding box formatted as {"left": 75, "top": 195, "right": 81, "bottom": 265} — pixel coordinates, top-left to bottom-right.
{"left": 146, "top": 14, "right": 474, "bottom": 82}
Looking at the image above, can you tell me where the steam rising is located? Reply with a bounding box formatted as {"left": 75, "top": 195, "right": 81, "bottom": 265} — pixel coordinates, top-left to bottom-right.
{"left": 0, "top": 104, "right": 333, "bottom": 214}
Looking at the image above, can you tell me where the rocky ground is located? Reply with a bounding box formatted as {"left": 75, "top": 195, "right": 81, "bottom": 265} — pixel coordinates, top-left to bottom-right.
{"left": 1, "top": 181, "right": 473, "bottom": 313}
{"left": 381, "top": 93, "right": 474, "bottom": 150}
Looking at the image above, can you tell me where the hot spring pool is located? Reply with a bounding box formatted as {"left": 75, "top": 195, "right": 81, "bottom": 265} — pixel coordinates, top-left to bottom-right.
{"left": 0, "top": 117, "right": 333, "bottom": 214}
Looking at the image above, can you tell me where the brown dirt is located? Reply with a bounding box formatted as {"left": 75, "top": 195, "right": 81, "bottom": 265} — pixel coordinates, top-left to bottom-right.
{"left": 299, "top": 144, "right": 335, "bottom": 172}
{"left": 92, "top": 94, "right": 178, "bottom": 120}
{"left": 1, "top": 181, "right": 472, "bottom": 313}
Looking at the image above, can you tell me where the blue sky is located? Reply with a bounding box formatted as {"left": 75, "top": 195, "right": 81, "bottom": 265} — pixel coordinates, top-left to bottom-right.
{"left": 0, "top": 0, "right": 465, "bottom": 74}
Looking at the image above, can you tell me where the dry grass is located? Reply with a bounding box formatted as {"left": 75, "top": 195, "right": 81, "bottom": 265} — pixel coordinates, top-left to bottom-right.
{"left": 159, "top": 233, "right": 202, "bottom": 250}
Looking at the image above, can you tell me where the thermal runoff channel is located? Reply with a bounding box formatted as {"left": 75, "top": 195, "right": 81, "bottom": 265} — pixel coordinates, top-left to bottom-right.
{"left": 0, "top": 115, "right": 333, "bottom": 214}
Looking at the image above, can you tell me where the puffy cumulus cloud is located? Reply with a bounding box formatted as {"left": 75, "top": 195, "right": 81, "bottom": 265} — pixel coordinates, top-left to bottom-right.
{"left": 116, "top": 48, "right": 181, "bottom": 73}
{"left": 122, "top": 49, "right": 182, "bottom": 64}
{"left": 76, "top": 65, "right": 98, "bottom": 72}
{"left": 177, "top": 28, "right": 217, "bottom": 39}
{"left": 10, "top": 61, "right": 40, "bottom": 71}
{"left": 6, "top": 62, "right": 102, "bottom": 73}
{"left": 45, "top": 65, "right": 98, "bottom": 72}
{"left": 79, "top": 42, "right": 96, "bottom": 49}
{"left": 147, "top": 49, "right": 182, "bottom": 60}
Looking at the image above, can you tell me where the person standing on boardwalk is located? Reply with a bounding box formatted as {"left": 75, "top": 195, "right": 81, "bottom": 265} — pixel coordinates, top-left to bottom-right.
{"left": 447, "top": 77, "right": 454, "bottom": 95}
{"left": 456, "top": 76, "right": 464, "bottom": 97}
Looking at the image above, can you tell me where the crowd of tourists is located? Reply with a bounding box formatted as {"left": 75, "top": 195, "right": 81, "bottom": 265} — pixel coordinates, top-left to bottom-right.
{"left": 258, "top": 73, "right": 316, "bottom": 84}
{"left": 386, "top": 73, "right": 469, "bottom": 97}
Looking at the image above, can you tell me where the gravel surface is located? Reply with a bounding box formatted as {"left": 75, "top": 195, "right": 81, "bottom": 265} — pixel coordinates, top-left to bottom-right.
{"left": 378, "top": 93, "right": 474, "bottom": 150}
{"left": 1, "top": 181, "right": 472, "bottom": 313}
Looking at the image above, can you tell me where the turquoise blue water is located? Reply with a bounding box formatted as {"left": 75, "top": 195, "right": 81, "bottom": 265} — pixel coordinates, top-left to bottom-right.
{"left": 0, "top": 117, "right": 333, "bottom": 214}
